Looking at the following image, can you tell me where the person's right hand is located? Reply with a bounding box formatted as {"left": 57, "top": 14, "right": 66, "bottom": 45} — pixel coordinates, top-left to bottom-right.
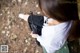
{"left": 30, "top": 31, "right": 39, "bottom": 38}
{"left": 18, "top": 13, "right": 29, "bottom": 21}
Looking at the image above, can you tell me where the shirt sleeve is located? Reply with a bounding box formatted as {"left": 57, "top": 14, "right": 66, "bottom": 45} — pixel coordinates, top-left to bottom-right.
{"left": 37, "top": 35, "right": 43, "bottom": 43}
{"left": 45, "top": 38, "right": 66, "bottom": 53}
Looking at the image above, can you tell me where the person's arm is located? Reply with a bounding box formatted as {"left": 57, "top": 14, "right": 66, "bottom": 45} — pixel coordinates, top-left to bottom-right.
{"left": 30, "top": 31, "right": 42, "bottom": 38}
{"left": 18, "top": 13, "right": 48, "bottom": 22}
{"left": 18, "top": 13, "right": 29, "bottom": 21}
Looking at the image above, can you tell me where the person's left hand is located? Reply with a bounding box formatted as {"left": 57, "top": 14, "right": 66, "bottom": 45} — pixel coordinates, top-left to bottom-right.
{"left": 30, "top": 31, "right": 39, "bottom": 38}
{"left": 18, "top": 13, "right": 29, "bottom": 21}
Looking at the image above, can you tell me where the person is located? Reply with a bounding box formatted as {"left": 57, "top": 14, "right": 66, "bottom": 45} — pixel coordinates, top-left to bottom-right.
{"left": 18, "top": 0, "right": 80, "bottom": 53}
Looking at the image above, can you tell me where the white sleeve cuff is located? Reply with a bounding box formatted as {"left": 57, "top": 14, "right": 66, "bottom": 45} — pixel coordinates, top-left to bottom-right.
{"left": 37, "top": 35, "right": 42, "bottom": 43}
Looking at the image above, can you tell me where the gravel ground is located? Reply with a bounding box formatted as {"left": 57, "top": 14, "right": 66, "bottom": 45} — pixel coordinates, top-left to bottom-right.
{"left": 0, "top": 0, "right": 43, "bottom": 53}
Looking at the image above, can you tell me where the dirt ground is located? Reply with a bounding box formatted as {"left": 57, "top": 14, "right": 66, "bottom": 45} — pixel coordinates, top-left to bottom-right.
{"left": 0, "top": 0, "right": 43, "bottom": 53}
{"left": 0, "top": 0, "right": 80, "bottom": 53}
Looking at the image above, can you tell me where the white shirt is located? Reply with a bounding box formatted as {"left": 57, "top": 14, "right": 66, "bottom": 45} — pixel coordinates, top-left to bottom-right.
{"left": 37, "top": 16, "right": 72, "bottom": 53}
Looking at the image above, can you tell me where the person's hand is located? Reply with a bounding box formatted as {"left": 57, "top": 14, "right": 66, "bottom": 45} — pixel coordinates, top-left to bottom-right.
{"left": 18, "top": 13, "right": 29, "bottom": 21}
{"left": 30, "top": 31, "right": 39, "bottom": 38}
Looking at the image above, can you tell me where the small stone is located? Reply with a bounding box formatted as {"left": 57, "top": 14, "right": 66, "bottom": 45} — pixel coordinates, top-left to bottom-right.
{"left": 0, "top": 13, "right": 2, "bottom": 16}
{"left": 25, "top": 39, "right": 28, "bottom": 43}
{"left": 21, "top": 22, "right": 23, "bottom": 25}
{"left": 27, "top": 42, "right": 30, "bottom": 46}
{"left": 12, "top": 0, "right": 16, "bottom": 2}
{"left": 35, "top": 49, "right": 39, "bottom": 53}
{"left": 6, "top": 33, "right": 10, "bottom": 37}
{"left": 6, "top": 31, "right": 10, "bottom": 34}
{"left": 2, "top": 30, "right": 6, "bottom": 34}
{"left": 17, "top": 25, "right": 20, "bottom": 28}
{"left": 7, "top": 15, "right": 11, "bottom": 18}
{"left": 34, "top": 1, "right": 37, "bottom": 4}
{"left": 2, "top": 10, "right": 5, "bottom": 13}
{"left": 8, "top": 26, "right": 11, "bottom": 29}
{"left": 36, "top": 4, "right": 38, "bottom": 7}
{"left": 6, "top": 33, "right": 8, "bottom": 36}
{"left": 10, "top": 34, "right": 17, "bottom": 40}
{"left": 24, "top": 2, "right": 28, "bottom": 5}
{"left": 28, "top": 33, "right": 30, "bottom": 35}
{"left": 7, "top": 11, "right": 10, "bottom": 14}
{"left": 37, "top": 12, "right": 41, "bottom": 14}
{"left": 23, "top": 47, "right": 28, "bottom": 53}
{"left": 7, "top": 19, "right": 11, "bottom": 25}
{"left": 5, "top": 27, "right": 8, "bottom": 29}
{"left": 28, "top": 38, "right": 31, "bottom": 41}
{"left": 18, "top": 0, "right": 22, "bottom": 3}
